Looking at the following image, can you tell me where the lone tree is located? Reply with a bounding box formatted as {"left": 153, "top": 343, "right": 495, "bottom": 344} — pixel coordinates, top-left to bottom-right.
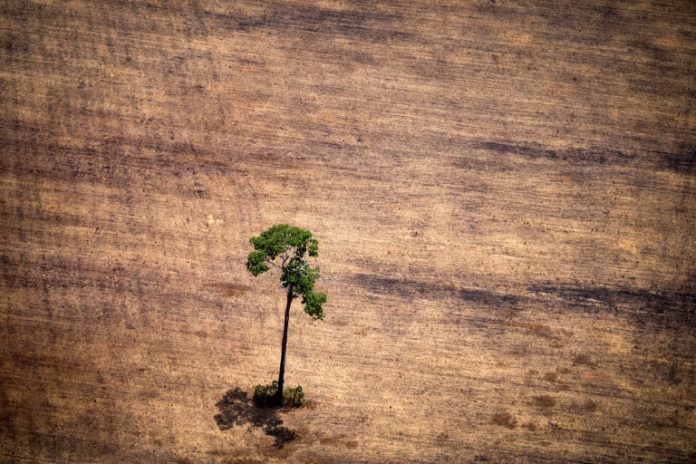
{"left": 246, "top": 224, "right": 327, "bottom": 405}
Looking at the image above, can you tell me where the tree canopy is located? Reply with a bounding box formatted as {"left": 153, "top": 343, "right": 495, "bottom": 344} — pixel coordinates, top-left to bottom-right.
{"left": 246, "top": 224, "right": 327, "bottom": 319}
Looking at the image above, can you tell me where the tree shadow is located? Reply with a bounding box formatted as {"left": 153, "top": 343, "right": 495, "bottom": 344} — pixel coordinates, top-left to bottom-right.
{"left": 214, "top": 388, "right": 296, "bottom": 448}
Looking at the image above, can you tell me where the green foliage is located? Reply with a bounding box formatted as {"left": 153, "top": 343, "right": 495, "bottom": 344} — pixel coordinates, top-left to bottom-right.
{"left": 247, "top": 224, "right": 327, "bottom": 319}
{"left": 302, "top": 290, "right": 327, "bottom": 320}
{"left": 253, "top": 381, "right": 279, "bottom": 407}
{"left": 247, "top": 224, "right": 317, "bottom": 264}
{"left": 252, "top": 381, "right": 305, "bottom": 408}
{"left": 246, "top": 250, "right": 269, "bottom": 276}
{"left": 283, "top": 385, "right": 305, "bottom": 407}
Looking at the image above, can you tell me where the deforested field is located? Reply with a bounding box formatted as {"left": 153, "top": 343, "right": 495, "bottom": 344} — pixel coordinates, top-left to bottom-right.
{"left": 1, "top": 1, "right": 695, "bottom": 463}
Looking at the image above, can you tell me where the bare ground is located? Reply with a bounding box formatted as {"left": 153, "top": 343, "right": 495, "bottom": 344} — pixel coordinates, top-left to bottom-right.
{"left": 1, "top": 1, "right": 695, "bottom": 463}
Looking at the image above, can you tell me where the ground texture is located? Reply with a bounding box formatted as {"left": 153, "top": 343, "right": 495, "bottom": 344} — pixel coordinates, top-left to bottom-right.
{"left": 1, "top": 1, "right": 695, "bottom": 463}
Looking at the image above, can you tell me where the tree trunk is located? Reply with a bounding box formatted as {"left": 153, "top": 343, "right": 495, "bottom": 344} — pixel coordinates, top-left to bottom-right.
{"left": 275, "top": 283, "right": 294, "bottom": 405}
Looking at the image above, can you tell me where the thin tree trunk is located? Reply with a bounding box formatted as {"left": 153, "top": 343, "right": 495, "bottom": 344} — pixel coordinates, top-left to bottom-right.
{"left": 275, "top": 283, "right": 294, "bottom": 405}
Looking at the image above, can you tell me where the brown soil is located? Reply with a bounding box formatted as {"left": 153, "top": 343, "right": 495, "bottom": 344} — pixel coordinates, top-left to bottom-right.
{"left": 1, "top": 1, "right": 695, "bottom": 463}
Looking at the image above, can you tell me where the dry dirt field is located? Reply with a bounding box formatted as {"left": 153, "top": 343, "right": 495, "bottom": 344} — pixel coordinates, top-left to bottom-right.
{"left": 1, "top": 1, "right": 695, "bottom": 463}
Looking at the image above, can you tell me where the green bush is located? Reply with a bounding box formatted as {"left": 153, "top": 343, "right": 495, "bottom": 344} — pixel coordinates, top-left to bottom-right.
{"left": 283, "top": 385, "right": 304, "bottom": 407}
{"left": 253, "top": 381, "right": 279, "bottom": 407}
{"left": 252, "top": 381, "right": 305, "bottom": 408}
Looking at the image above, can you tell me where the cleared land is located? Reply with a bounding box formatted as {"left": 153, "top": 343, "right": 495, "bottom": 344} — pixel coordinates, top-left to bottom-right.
{"left": 1, "top": 1, "right": 695, "bottom": 462}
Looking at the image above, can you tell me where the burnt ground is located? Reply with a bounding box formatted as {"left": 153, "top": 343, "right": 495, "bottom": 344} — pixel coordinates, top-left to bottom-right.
{"left": 1, "top": 0, "right": 695, "bottom": 463}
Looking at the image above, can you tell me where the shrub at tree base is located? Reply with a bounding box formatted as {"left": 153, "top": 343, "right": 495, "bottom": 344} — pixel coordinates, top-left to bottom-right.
{"left": 252, "top": 382, "right": 279, "bottom": 407}
{"left": 284, "top": 385, "right": 305, "bottom": 407}
{"left": 253, "top": 381, "right": 305, "bottom": 408}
